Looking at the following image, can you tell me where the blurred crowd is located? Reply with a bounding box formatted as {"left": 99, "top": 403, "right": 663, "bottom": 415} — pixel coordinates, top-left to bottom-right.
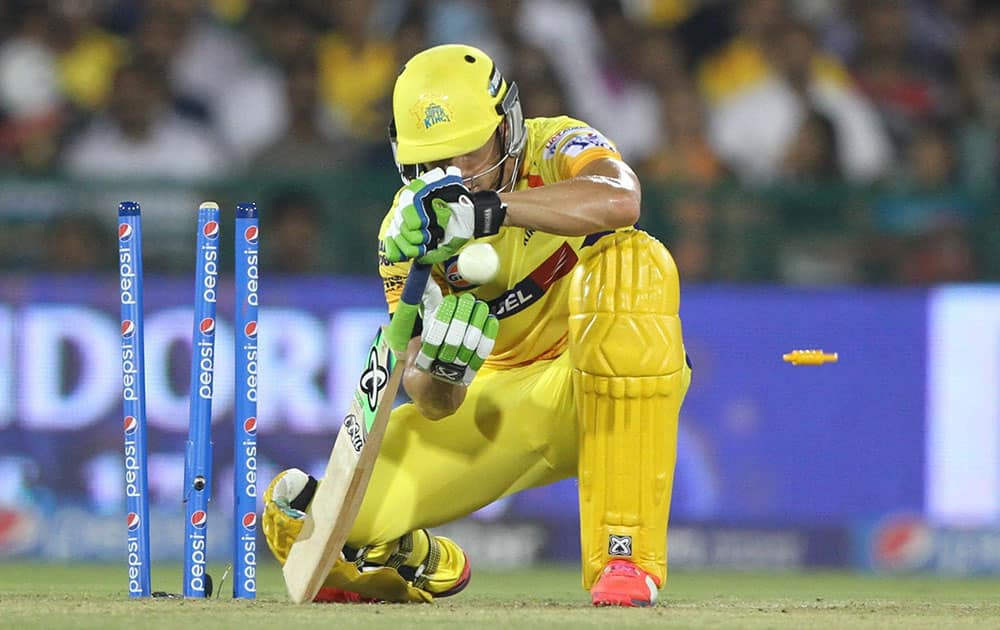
{"left": 0, "top": 0, "right": 998, "bottom": 284}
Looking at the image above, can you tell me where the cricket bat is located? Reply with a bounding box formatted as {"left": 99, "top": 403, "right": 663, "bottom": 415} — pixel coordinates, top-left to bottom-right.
{"left": 283, "top": 263, "right": 431, "bottom": 604}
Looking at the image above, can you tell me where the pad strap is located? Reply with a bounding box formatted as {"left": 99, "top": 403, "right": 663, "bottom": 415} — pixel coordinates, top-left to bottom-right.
{"left": 384, "top": 532, "right": 414, "bottom": 570}
{"left": 410, "top": 532, "right": 440, "bottom": 591}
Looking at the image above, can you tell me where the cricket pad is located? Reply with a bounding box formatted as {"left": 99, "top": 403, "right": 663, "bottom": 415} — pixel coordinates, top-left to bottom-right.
{"left": 568, "top": 230, "right": 690, "bottom": 590}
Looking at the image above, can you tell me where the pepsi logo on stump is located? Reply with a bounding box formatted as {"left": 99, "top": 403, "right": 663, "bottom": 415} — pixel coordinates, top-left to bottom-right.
{"left": 203, "top": 221, "right": 220, "bottom": 239}
{"left": 199, "top": 317, "right": 216, "bottom": 335}
{"left": 190, "top": 510, "right": 208, "bottom": 529}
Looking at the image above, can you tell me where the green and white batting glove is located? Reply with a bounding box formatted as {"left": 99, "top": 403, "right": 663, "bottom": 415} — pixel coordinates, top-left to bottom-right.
{"left": 383, "top": 167, "right": 464, "bottom": 263}
{"left": 417, "top": 292, "right": 499, "bottom": 385}
{"left": 382, "top": 166, "right": 507, "bottom": 265}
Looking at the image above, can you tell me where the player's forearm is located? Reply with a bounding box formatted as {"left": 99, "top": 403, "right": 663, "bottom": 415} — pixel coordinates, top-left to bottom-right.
{"left": 402, "top": 336, "right": 466, "bottom": 420}
{"left": 500, "top": 161, "right": 641, "bottom": 235}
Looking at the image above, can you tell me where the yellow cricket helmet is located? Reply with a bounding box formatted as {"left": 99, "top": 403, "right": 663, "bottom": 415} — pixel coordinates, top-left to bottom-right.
{"left": 389, "top": 44, "right": 526, "bottom": 187}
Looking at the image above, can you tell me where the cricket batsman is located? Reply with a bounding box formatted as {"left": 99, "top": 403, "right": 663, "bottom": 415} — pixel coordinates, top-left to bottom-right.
{"left": 262, "top": 44, "right": 691, "bottom": 607}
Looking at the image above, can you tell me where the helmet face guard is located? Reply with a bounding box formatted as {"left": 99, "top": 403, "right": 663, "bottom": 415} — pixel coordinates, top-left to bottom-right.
{"left": 388, "top": 45, "right": 527, "bottom": 192}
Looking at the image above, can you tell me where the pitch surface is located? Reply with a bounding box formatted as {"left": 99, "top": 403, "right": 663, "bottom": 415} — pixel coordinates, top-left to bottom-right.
{"left": 2, "top": 563, "right": 998, "bottom": 629}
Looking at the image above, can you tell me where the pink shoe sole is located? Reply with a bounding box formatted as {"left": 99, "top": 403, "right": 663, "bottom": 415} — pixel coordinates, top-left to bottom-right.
{"left": 590, "top": 560, "right": 659, "bottom": 607}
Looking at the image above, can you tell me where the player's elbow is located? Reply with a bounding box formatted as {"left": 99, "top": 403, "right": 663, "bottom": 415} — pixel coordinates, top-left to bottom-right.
{"left": 619, "top": 191, "right": 642, "bottom": 227}
{"left": 607, "top": 186, "right": 641, "bottom": 228}
{"left": 581, "top": 159, "right": 642, "bottom": 228}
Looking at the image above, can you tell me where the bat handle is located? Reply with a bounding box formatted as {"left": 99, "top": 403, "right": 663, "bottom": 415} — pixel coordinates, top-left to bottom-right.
{"left": 387, "top": 262, "right": 431, "bottom": 355}
{"left": 400, "top": 262, "right": 431, "bottom": 307}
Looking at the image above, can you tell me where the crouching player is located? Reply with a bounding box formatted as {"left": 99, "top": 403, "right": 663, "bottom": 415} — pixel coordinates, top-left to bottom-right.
{"left": 262, "top": 44, "right": 691, "bottom": 607}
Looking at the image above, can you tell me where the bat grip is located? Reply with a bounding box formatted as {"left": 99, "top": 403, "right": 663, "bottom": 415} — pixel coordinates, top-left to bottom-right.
{"left": 400, "top": 262, "right": 431, "bottom": 307}
{"left": 387, "top": 262, "right": 431, "bottom": 355}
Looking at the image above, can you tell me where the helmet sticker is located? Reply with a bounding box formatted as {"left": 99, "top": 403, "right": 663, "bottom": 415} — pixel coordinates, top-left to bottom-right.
{"left": 423, "top": 103, "right": 451, "bottom": 128}
{"left": 411, "top": 99, "right": 453, "bottom": 129}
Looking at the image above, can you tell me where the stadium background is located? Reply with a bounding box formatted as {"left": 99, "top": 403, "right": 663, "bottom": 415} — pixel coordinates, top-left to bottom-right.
{"left": 1, "top": 0, "right": 999, "bottom": 581}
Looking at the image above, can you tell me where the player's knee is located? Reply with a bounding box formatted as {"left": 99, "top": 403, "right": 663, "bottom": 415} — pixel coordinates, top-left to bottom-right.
{"left": 568, "top": 231, "right": 684, "bottom": 377}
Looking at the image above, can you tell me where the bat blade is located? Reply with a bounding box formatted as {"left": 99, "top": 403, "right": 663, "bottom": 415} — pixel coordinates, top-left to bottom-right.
{"left": 282, "top": 326, "right": 402, "bottom": 604}
{"left": 282, "top": 262, "right": 430, "bottom": 604}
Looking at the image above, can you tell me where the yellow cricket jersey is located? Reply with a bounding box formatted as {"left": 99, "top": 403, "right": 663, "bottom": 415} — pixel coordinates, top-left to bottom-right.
{"left": 378, "top": 116, "right": 626, "bottom": 368}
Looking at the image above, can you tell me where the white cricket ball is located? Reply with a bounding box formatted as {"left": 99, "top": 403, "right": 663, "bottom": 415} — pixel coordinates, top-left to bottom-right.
{"left": 457, "top": 242, "right": 500, "bottom": 285}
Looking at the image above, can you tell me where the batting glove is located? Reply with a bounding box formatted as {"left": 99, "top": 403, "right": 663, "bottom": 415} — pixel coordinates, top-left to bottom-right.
{"left": 382, "top": 167, "right": 506, "bottom": 265}
{"left": 417, "top": 292, "right": 498, "bottom": 385}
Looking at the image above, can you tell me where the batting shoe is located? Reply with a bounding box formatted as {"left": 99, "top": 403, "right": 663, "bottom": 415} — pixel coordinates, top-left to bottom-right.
{"left": 434, "top": 551, "right": 472, "bottom": 597}
{"left": 590, "top": 560, "right": 661, "bottom": 607}
{"left": 408, "top": 547, "right": 472, "bottom": 598}
{"left": 312, "top": 535, "right": 472, "bottom": 604}
{"left": 391, "top": 534, "right": 472, "bottom": 599}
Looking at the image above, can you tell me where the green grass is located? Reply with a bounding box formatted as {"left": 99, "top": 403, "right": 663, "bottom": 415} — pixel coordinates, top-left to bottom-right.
{"left": 2, "top": 562, "right": 1000, "bottom": 629}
